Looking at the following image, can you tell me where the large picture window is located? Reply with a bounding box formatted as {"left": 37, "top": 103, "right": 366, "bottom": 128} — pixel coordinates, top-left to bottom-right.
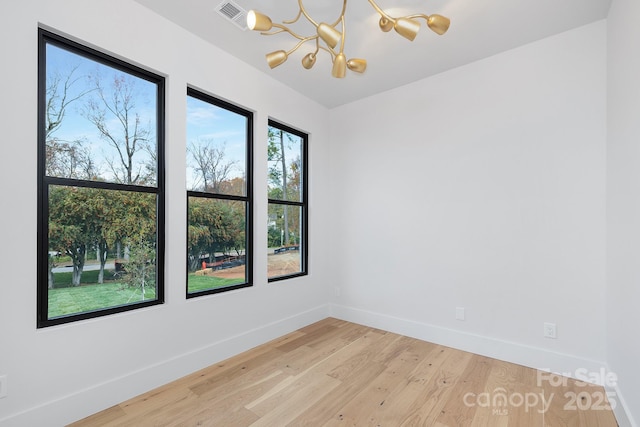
{"left": 186, "top": 89, "right": 252, "bottom": 296}
{"left": 267, "top": 121, "right": 308, "bottom": 281}
{"left": 37, "top": 30, "right": 165, "bottom": 327}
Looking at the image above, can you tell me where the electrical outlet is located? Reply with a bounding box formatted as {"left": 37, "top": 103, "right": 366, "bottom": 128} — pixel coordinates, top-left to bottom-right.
{"left": 456, "top": 307, "right": 465, "bottom": 321}
{"left": 544, "top": 322, "right": 557, "bottom": 339}
{"left": 0, "top": 375, "right": 7, "bottom": 399}
{"left": 334, "top": 287, "right": 341, "bottom": 297}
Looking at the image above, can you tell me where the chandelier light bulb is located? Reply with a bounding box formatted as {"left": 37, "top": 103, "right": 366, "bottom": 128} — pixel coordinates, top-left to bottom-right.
{"left": 302, "top": 52, "right": 317, "bottom": 69}
{"left": 394, "top": 17, "right": 421, "bottom": 41}
{"left": 247, "top": 10, "right": 273, "bottom": 31}
{"left": 347, "top": 58, "right": 367, "bottom": 73}
{"left": 317, "top": 23, "right": 342, "bottom": 49}
{"left": 426, "top": 14, "right": 451, "bottom": 35}
{"left": 266, "top": 50, "right": 288, "bottom": 69}
{"left": 379, "top": 17, "right": 393, "bottom": 32}
{"left": 332, "top": 53, "right": 347, "bottom": 78}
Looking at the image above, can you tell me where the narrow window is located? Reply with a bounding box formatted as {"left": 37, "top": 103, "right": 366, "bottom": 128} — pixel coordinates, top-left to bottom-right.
{"left": 37, "top": 29, "right": 165, "bottom": 327}
{"left": 267, "top": 121, "right": 308, "bottom": 281}
{"left": 186, "top": 89, "right": 253, "bottom": 296}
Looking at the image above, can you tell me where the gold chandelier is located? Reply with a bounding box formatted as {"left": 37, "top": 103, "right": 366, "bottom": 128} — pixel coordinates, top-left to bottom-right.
{"left": 246, "top": 0, "right": 450, "bottom": 78}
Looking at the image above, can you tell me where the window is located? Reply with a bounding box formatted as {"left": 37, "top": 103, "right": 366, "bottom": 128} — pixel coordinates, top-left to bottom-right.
{"left": 267, "top": 121, "right": 308, "bottom": 281}
{"left": 37, "top": 30, "right": 165, "bottom": 327}
{"left": 186, "top": 89, "right": 252, "bottom": 296}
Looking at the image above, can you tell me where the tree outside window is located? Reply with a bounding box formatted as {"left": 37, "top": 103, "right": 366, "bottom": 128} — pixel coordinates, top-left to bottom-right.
{"left": 267, "top": 121, "right": 308, "bottom": 281}
{"left": 38, "top": 30, "right": 165, "bottom": 327}
{"left": 186, "top": 89, "right": 252, "bottom": 296}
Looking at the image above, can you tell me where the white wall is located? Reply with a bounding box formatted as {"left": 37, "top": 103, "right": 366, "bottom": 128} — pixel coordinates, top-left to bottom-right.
{"left": 607, "top": 0, "right": 640, "bottom": 424}
{"left": 2, "top": 1, "right": 636, "bottom": 424}
{"left": 329, "top": 21, "right": 608, "bottom": 377}
{"left": 0, "top": 1, "right": 332, "bottom": 425}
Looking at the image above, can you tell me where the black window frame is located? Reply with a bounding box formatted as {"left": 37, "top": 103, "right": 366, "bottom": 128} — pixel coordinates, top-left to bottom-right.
{"left": 267, "top": 119, "right": 309, "bottom": 282}
{"left": 37, "top": 29, "right": 166, "bottom": 328}
{"left": 186, "top": 88, "right": 253, "bottom": 298}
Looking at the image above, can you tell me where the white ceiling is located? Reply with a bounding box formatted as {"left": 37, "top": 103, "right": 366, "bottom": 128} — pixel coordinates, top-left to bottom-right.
{"left": 134, "top": 0, "right": 612, "bottom": 108}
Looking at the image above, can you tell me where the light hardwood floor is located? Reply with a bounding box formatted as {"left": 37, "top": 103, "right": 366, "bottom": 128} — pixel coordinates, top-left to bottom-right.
{"left": 69, "top": 318, "right": 618, "bottom": 426}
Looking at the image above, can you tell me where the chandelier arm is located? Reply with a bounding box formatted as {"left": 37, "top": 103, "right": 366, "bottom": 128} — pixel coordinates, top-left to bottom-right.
{"left": 297, "top": 0, "right": 319, "bottom": 27}
{"left": 405, "top": 14, "right": 429, "bottom": 21}
{"left": 287, "top": 37, "right": 316, "bottom": 56}
{"left": 260, "top": 23, "right": 308, "bottom": 40}
{"left": 310, "top": 38, "right": 322, "bottom": 57}
{"left": 282, "top": 9, "right": 303, "bottom": 25}
{"left": 367, "top": 0, "right": 394, "bottom": 22}
{"left": 339, "top": 16, "right": 346, "bottom": 53}
{"left": 329, "top": 0, "right": 348, "bottom": 28}
{"left": 294, "top": 0, "right": 346, "bottom": 30}
{"left": 318, "top": 45, "right": 336, "bottom": 59}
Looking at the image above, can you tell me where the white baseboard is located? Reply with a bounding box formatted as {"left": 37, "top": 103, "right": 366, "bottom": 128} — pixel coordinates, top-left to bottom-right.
{"left": 607, "top": 380, "right": 637, "bottom": 427}
{"left": 330, "top": 304, "right": 606, "bottom": 375}
{"left": 330, "top": 303, "right": 636, "bottom": 425}
{"left": 0, "top": 304, "right": 330, "bottom": 427}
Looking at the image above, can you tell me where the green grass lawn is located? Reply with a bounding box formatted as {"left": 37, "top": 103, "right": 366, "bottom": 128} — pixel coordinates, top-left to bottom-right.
{"left": 52, "top": 269, "right": 115, "bottom": 287}
{"left": 48, "top": 270, "right": 244, "bottom": 318}
{"left": 49, "top": 269, "right": 155, "bottom": 318}
{"left": 48, "top": 281, "right": 156, "bottom": 318}
{"left": 187, "top": 274, "right": 245, "bottom": 293}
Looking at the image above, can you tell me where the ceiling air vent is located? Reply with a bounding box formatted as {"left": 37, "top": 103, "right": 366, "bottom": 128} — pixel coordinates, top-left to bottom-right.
{"left": 216, "top": 0, "right": 248, "bottom": 31}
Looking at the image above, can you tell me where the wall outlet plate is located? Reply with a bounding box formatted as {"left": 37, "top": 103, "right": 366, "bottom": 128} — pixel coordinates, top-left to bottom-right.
{"left": 544, "top": 322, "right": 557, "bottom": 339}
{"left": 456, "top": 307, "right": 465, "bottom": 321}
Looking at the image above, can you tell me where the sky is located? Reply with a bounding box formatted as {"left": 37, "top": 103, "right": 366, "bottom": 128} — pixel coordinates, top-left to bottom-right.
{"left": 185, "top": 95, "right": 247, "bottom": 191}
{"left": 46, "top": 43, "right": 158, "bottom": 185}
{"left": 47, "top": 41, "right": 301, "bottom": 194}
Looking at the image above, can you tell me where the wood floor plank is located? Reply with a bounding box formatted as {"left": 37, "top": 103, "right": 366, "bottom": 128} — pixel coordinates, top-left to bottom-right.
{"left": 540, "top": 372, "right": 587, "bottom": 426}
{"left": 324, "top": 345, "right": 433, "bottom": 426}
{"left": 364, "top": 342, "right": 445, "bottom": 425}
{"left": 69, "top": 318, "right": 619, "bottom": 427}
{"left": 276, "top": 336, "right": 351, "bottom": 376}
{"left": 469, "top": 359, "right": 543, "bottom": 426}
{"left": 297, "top": 317, "right": 342, "bottom": 334}
{"left": 66, "top": 405, "right": 126, "bottom": 427}
{"left": 165, "top": 371, "right": 288, "bottom": 427}
{"left": 288, "top": 360, "right": 388, "bottom": 426}
{"left": 119, "top": 386, "right": 197, "bottom": 420}
{"left": 187, "top": 346, "right": 286, "bottom": 397}
{"left": 334, "top": 321, "right": 378, "bottom": 342}
{"left": 287, "top": 333, "right": 398, "bottom": 425}
{"left": 275, "top": 323, "right": 340, "bottom": 352}
{"left": 434, "top": 354, "right": 493, "bottom": 426}
{"left": 398, "top": 346, "right": 475, "bottom": 426}
{"left": 245, "top": 370, "right": 329, "bottom": 417}
{"left": 247, "top": 372, "right": 341, "bottom": 426}
{"left": 246, "top": 331, "right": 386, "bottom": 417}
{"left": 503, "top": 363, "right": 547, "bottom": 426}
{"left": 326, "top": 330, "right": 396, "bottom": 381}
